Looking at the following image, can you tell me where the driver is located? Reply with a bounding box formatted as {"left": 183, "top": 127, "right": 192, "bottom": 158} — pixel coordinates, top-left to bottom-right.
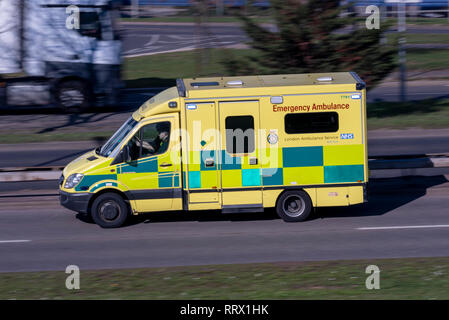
{"left": 138, "top": 122, "right": 170, "bottom": 155}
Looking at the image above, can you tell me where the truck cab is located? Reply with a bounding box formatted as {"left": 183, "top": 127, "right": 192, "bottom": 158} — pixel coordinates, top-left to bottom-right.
{"left": 0, "top": 0, "right": 122, "bottom": 111}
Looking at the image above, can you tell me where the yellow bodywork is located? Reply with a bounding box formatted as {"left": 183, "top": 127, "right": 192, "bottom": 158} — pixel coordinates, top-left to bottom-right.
{"left": 60, "top": 72, "right": 368, "bottom": 214}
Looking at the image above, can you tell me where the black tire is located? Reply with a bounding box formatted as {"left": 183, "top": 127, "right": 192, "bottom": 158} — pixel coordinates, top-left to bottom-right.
{"left": 55, "top": 80, "right": 89, "bottom": 113}
{"left": 91, "top": 193, "right": 129, "bottom": 228}
{"left": 276, "top": 190, "right": 312, "bottom": 222}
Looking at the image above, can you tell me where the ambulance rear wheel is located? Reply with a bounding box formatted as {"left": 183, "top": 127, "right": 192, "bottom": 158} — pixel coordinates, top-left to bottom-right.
{"left": 91, "top": 193, "right": 129, "bottom": 228}
{"left": 276, "top": 190, "right": 312, "bottom": 222}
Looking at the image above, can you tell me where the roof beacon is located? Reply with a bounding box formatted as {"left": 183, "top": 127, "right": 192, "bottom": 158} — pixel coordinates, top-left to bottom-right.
{"left": 226, "top": 80, "right": 243, "bottom": 86}
{"left": 317, "top": 76, "right": 333, "bottom": 82}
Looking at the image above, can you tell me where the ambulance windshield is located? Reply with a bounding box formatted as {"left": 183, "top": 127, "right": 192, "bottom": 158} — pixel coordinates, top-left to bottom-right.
{"left": 98, "top": 117, "right": 138, "bottom": 157}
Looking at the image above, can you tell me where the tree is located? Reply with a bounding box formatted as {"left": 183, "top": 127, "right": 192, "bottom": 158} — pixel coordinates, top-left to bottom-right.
{"left": 227, "top": 0, "right": 396, "bottom": 89}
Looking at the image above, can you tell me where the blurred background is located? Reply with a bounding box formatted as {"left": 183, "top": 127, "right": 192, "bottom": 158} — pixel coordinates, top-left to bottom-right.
{"left": 1, "top": 0, "right": 449, "bottom": 187}
{"left": 0, "top": 0, "right": 448, "bottom": 147}
{"left": 0, "top": 1, "right": 449, "bottom": 300}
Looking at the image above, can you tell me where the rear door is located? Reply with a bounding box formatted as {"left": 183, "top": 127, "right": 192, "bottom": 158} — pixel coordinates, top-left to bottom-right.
{"left": 218, "top": 100, "right": 263, "bottom": 210}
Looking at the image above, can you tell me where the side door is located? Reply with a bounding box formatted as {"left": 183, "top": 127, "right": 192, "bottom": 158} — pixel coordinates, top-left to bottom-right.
{"left": 185, "top": 102, "right": 221, "bottom": 206}
{"left": 218, "top": 100, "right": 263, "bottom": 210}
{"left": 118, "top": 115, "right": 182, "bottom": 213}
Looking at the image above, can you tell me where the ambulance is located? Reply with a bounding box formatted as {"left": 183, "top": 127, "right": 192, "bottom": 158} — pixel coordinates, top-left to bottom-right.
{"left": 59, "top": 72, "right": 368, "bottom": 228}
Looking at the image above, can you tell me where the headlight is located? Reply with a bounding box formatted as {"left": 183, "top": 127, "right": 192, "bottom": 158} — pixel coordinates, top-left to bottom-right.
{"left": 64, "top": 173, "right": 84, "bottom": 189}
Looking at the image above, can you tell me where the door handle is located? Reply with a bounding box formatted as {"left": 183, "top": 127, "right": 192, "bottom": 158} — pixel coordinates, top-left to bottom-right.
{"left": 205, "top": 158, "right": 215, "bottom": 167}
{"left": 249, "top": 157, "right": 258, "bottom": 165}
{"left": 160, "top": 162, "right": 173, "bottom": 167}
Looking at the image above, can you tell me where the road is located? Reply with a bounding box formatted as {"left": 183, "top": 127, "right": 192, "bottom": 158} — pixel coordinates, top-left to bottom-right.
{"left": 120, "top": 23, "right": 449, "bottom": 56}
{"left": 122, "top": 23, "right": 249, "bottom": 57}
{"left": 0, "top": 176, "right": 448, "bottom": 272}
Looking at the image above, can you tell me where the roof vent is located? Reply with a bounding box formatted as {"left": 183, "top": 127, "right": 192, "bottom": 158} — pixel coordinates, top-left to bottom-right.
{"left": 226, "top": 80, "right": 243, "bottom": 86}
{"left": 317, "top": 76, "right": 333, "bottom": 82}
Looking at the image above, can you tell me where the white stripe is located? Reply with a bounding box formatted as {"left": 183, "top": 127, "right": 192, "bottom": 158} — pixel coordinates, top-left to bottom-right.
{"left": 357, "top": 225, "right": 449, "bottom": 230}
{"left": 0, "top": 240, "right": 31, "bottom": 244}
{"left": 124, "top": 46, "right": 196, "bottom": 58}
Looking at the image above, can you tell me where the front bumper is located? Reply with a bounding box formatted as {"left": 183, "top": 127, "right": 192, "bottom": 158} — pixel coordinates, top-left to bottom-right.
{"left": 59, "top": 190, "right": 92, "bottom": 214}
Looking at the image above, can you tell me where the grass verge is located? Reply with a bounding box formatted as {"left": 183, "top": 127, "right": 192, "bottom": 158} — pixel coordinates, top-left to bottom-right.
{"left": 407, "top": 49, "right": 449, "bottom": 70}
{"left": 367, "top": 98, "right": 449, "bottom": 130}
{"left": 386, "top": 17, "right": 449, "bottom": 26}
{"left": 0, "top": 257, "right": 448, "bottom": 299}
{"left": 123, "top": 48, "right": 449, "bottom": 88}
{"left": 388, "top": 33, "right": 449, "bottom": 45}
{"left": 123, "top": 48, "right": 256, "bottom": 88}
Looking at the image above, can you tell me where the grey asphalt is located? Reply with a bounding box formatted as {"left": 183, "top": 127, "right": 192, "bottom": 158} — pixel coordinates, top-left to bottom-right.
{"left": 121, "top": 23, "right": 249, "bottom": 56}
{"left": 0, "top": 175, "right": 448, "bottom": 272}
{"left": 0, "top": 147, "right": 95, "bottom": 168}
{"left": 120, "top": 23, "right": 449, "bottom": 56}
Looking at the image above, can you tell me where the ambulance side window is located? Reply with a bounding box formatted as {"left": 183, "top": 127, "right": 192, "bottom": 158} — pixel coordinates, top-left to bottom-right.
{"left": 285, "top": 112, "right": 339, "bottom": 134}
{"left": 140, "top": 122, "right": 171, "bottom": 158}
{"left": 225, "top": 116, "right": 255, "bottom": 154}
{"left": 125, "top": 121, "right": 171, "bottom": 161}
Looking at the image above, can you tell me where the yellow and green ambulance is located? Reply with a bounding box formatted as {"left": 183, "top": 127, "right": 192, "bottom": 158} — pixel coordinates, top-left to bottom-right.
{"left": 60, "top": 72, "right": 368, "bottom": 228}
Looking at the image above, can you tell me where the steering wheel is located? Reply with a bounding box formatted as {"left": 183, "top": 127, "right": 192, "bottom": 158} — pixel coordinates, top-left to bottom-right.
{"left": 130, "top": 135, "right": 141, "bottom": 147}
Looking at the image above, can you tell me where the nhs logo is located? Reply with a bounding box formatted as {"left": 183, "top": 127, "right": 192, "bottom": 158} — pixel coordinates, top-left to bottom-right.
{"left": 341, "top": 133, "right": 354, "bottom": 139}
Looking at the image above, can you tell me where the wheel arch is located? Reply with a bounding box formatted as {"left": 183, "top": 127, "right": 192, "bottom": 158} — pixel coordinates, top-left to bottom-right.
{"left": 275, "top": 187, "right": 315, "bottom": 209}
{"left": 274, "top": 187, "right": 314, "bottom": 222}
{"left": 87, "top": 188, "right": 130, "bottom": 215}
{"left": 52, "top": 75, "right": 90, "bottom": 91}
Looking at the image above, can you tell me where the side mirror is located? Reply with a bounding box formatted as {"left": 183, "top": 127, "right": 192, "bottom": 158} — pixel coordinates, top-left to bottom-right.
{"left": 111, "top": 145, "right": 132, "bottom": 165}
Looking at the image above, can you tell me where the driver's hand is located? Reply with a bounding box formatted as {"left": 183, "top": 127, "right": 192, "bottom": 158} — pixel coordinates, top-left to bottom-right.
{"left": 142, "top": 141, "right": 152, "bottom": 149}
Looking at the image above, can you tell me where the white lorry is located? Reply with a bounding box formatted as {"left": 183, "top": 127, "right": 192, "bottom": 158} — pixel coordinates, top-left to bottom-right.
{"left": 0, "top": 0, "right": 122, "bottom": 112}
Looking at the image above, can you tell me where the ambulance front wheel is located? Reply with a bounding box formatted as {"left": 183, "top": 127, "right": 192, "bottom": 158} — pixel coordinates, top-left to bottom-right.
{"left": 91, "top": 193, "right": 129, "bottom": 228}
{"left": 276, "top": 190, "right": 312, "bottom": 222}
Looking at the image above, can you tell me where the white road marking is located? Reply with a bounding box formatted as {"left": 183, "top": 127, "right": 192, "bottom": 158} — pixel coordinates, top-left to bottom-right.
{"left": 0, "top": 240, "right": 31, "bottom": 244}
{"left": 125, "top": 46, "right": 197, "bottom": 58}
{"left": 380, "top": 93, "right": 446, "bottom": 96}
{"left": 144, "top": 34, "right": 160, "bottom": 47}
{"left": 357, "top": 225, "right": 449, "bottom": 230}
